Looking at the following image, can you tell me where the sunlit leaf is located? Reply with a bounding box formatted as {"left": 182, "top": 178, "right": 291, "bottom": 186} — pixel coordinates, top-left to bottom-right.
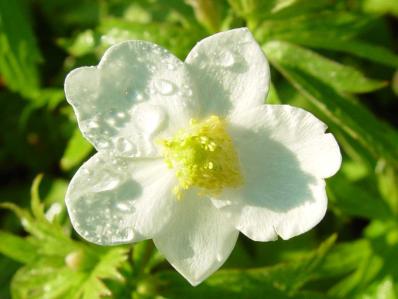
{"left": 60, "top": 128, "right": 93, "bottom": 171}
{"left": 0, "top": 0, "right": 41, "bottom": 98}
{"left": 264, "top": 41, "right": 386, "bottom": 93}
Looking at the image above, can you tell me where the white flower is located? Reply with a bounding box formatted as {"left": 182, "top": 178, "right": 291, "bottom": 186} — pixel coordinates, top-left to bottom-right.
{"left": 64, "top": 28, "right": 341, "bottom": 286}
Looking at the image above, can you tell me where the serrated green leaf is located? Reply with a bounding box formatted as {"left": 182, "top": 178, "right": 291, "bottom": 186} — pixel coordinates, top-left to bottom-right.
{"left": 264, "top": 41, "right": 386, "bottom": 93}
{"left": 0, "top": 0, "right": 41, "bottom": 98}
{"left": 78, "top": 247, "right": 127, "bottom": 299}
{"left": 60, "top": 128, "right": 93, "bottom": 171}
{"left": 31, "top": 174, "right": 46, "bottom": 220}
{"left": 4, "top": 180, "right": 128, "bottom": 299}
{"left": 11, "top": 248, "right": 128, "bottom": 299}
{"left": 11, "top": 258, "right": 82, "bottom": 299}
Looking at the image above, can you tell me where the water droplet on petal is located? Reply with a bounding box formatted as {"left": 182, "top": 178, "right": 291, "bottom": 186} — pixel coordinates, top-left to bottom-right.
{"left": 115, "top": 137, "right": 137, "bottom": 156}
{"left": 136, "top": 93, "right": 144, "bottom": 101}
{"left": 133, "top": 104, "right": 166, "bottom": 134}
{"left": 94, "top": 173, "right": 120, "bottom": 191}
{"left": 117, "top": 112, "right": 126, "bottom": 118}
{"left": 166, "top": 63, "right": 176, "bottom": 70}
{"left": 97, "top": 140, "right": 111, "bottom": 150}
{"left": 218, "top": 51, "right": 235, "bottom": 67}
{"left": 87, "top": 120, "right": 99, "bottom": 129}
{"left": 154, "top": 79, "right": 175, "bottom": 95}
{"left": 149, "top": 65, "right": 157, "bottom": 72}
{"left": 107, "top": 118, "right": 116, "bottom": 126}
{"left": 190, "top": 52, "right": 199, "bottom": 60}
{"left": 115, "top": 202, "right": 132, "bottom": 212}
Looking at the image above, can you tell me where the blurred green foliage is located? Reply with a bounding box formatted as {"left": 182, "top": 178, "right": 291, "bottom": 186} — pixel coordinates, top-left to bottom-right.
{"left": 0, "top": 0, "right": 398, "bottom": 298}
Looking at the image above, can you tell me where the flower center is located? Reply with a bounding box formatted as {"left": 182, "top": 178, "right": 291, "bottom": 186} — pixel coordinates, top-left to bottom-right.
{"left": 161, "top": 115, "right": 243, "bottom": 199}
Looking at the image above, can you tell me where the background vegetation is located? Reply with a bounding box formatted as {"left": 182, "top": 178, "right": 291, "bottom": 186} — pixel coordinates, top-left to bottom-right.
{"left": 0, "top": 0, "right": 398, "bottom": 298}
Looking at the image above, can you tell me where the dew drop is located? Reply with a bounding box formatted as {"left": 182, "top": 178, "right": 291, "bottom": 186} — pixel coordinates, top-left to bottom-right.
{"left": 154, "top": 79, "right": 175, "bottom": 95}
{"left": 107, "top": 118, "right": 116, "bottom": 126}
{"left": 218, "top": 50, "right": 235, "bottom": 67}
{"left": 190, "top": 52, "right": 199, "bottom": 59}
{"left": 134, "top": 104, "right": 166, "bottom": 134}
{"left": 136, "top": 93, "right": 144, "bottom": 101}
{"left": 87, "top": 120, "right": 99, "bottom": 129}
{"left": 95, "top": 175, "right": 120, "bottom": 191}
{"left": 115, "top": 137, "right": 137, "bottom": 156}
{"left": 166, "top": 63, "right": 176, "bottom": 70}
{"left": 117, "top": 112, "right": 126, "bottom": 118}
{"left": 115, "top": 202, "right": 132, "bottom": 212}
{"left": 97, "top": 140, "right": 110, "bottom": 150}
{"left": 182, "top": 84, "right": 193, "bottom": 96}
{"left": 149, "top": 65, "right": 157, "bottom": 72}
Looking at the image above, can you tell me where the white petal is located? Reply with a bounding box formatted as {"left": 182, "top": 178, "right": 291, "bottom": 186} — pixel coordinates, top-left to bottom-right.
{"left": 65, "top": 153, "right": 177, "bottom": 245}
{"left": 64, "top": 41, "right": 199, "bottom": 158}
{"left": 185, "top": 28, "right": 270, "bottom": 117}
{"left": 212, "top": 105, "right": 341, "bottom": 241}
{"left": 153, "top": 192, "right": 239, "bottom": 286}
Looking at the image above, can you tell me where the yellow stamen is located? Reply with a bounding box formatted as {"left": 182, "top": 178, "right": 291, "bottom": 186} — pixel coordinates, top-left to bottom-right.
{"left": 161, "top": 115, "right": 243, "bottom": 199}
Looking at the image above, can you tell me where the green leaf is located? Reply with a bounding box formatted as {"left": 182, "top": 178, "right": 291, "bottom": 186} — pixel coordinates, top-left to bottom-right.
{"left": 97, "top": 19, "right": 204, "bottom": 60}
{"left": 328, "top": 173, "right": 393, "bottom": 220}
{"left": 0, "top": 230, "right": 37, "bottom": 264}
{"left": 60, "top": 128, "right": 93, "bottom": 171}
{"left": 266, "top": 46, "right": 398, "bottom": 164}
{"left": 229, "top": 0, "right": 332, "bottom": 21}
{"left": 11, "top": 248, "right": 128, "bottom": 299}
{"left": 328, "top": 221, "right": 398, "bottom": 298}
{"left": 3, "top": 179, "right": 128, "bottom": 299}
{"left": 376, "top": 162, "right": 398, "bottom": 215}
{"left": 276, "top": 37, "right": 398, "bottom": 68}
{"left": 267, "top": 83, "right": 282, "bottom": 104}
{"left": 31, "top": 174, "right": 46, "bottom": 220}
{"left": 11, "top": 259, "right": 81, "bottom": 299}
{"left": 362, "top": 0, "right": 398, "bottom": 17}
{"left": 264, "top": 41, "right": 386, "bottom": 93}
{"left": 0, "top": 0, "right": 41, "bottom": 98}
{"left": 317, "top": 240, "right": 372, "bottom": 279}
{"left": 357, "top": 276, "right": 397, "bottom": 299}
{"left": 77, "top": 248, "right": 127, "bottom": 299}
{"left": 255, "top": 11, "right": 372, "bottom": 41}
{"left": 186, "top": 0, "right": 222, "bottom": 33}
{"left": 155, "top": 235, "right": 336, "bottom": 298}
